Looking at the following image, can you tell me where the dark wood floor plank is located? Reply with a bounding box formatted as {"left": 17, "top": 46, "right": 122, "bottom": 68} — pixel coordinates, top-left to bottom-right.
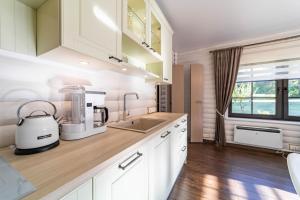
{"left": 168, "top": 143, "right": 298, "bottom": 200}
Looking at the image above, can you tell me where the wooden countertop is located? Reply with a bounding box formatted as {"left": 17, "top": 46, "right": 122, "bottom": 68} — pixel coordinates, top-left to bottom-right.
{"left": 0, "top": 112, "right": 185, "bottom": 200}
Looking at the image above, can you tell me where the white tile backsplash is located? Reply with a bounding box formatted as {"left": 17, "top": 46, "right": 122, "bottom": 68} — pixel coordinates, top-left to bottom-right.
{"left": 0, "top": 54, "right": 156, "bottom": 147}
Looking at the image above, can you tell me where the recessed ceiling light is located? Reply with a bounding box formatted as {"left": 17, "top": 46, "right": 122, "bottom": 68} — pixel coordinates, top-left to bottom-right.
{"left": 122, "top": 68, "right": 127, "bottom": 71}
{"left": 79, "top": 61, "right": 89, "bottom": 65}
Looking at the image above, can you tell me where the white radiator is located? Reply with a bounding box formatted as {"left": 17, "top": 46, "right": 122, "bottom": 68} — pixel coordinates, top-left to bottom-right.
{"left": 234, "top": 125, "right": 283, "bottom": 149}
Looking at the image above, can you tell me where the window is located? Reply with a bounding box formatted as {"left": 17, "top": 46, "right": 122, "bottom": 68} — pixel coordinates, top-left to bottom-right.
{"left": 230, "top": 80, "right": 281, "bottom": 120}
{"left": 229, "top": 58, "right": 300, "bottom": 121}
{"left": 284, "top": 79, "right": 300, "bottom": 121}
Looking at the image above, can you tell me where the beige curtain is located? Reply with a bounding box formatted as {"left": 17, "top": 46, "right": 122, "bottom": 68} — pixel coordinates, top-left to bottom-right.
{"left": 213, "top": 47, "right": 243, "bottom": 146}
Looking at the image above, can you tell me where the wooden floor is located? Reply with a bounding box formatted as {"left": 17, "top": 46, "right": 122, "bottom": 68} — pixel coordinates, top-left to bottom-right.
{"left": 168, "top": 143, "right": 298, "bottom": 200}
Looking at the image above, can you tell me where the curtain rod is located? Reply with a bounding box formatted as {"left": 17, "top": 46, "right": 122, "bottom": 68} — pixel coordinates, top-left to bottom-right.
{"left": 209, "top": 34, "right": 300, "bottom": 53}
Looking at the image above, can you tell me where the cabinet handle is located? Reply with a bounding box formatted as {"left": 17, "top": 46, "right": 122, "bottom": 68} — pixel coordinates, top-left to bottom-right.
{"left": 181, "top": 146, "right": 187, "bottom": 152}
{"left": 119, "top": 152, "right": 143, "bottom": 170}
{"left": 174, "top": 124, "right": 180, "bottom": 128}
{"left": 181, "top": 119, "right": 187, "bottom": 123}
{"left": 163, "top": 78, "right": 169, "bottom": 81}
{"left": 142, "top": 42, "right": 150, "bottom": 48}
{"left": 161, "top": 131, "right": 171, "bottom": 138}
{"left": 109, "top": 56, "right": 123, "bottom": 63}
{"left": 181, "top": 128, "right": 187, "bottom": 133}
{"left": 149, "top": 47, "right": 156, "bottom": 52}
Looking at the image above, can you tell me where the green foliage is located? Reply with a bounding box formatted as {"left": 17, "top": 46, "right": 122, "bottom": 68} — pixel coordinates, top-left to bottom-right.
{"left": 289, "top": 79, "right": 300, "bottom": 97}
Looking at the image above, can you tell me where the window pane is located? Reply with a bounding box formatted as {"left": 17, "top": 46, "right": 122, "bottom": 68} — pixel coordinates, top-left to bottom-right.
{"left": 232, "top": 98, "right": 251, "bottom": 114}
{"left": 232, "top": 82, "right": 251, "bottom": 98}
{"left": 288, "top": 79, "right": 300, "bottom": 97}
{"left": 289, "top": 98, "right": 300, "bottom": 117}
{"left": 253, "top": 98, "right": 276, "bottom": 115}
{"left": 253, "top": 81, "right": 276, "bottom": 97}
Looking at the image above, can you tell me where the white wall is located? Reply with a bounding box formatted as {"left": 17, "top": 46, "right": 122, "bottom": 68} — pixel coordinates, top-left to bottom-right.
{"left": 0, "top": 51, "right": 156, "bottom": 148}
{"left": 177, "top": 30, "right": 300, "bottom": 151}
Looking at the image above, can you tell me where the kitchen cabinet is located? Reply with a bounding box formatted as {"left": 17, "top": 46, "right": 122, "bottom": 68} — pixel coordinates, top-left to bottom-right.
{"left": 0, "top": 0, "right": 36, "bottom": 55}
{"left": 172, "top": 64, "right": 185, "bottom": 113}
{"left": 171, "top": 119, "right": 187, "bottom": 183}
{"left": 149, "top": 129, "right": 173, "bottom": 200}
{"left": 37, "top": 0, "right": 122, "bottom": 64}
{"left": 122, "top": 0, "right": 174, "bottom": 82}
{"left": 94, "top": 147, "right": 148, "bottom": 200}
{"left": 161, "top": 24, "right": 173, "bottom": 83}
{"left": 42, "top": 115, "right": 187, "bottom": 200}
{"left": 123, "top": 0, "right": 148, "bottom": 44}
{"left": 60, "top": 179, "right": 93, "bottom": 200}
{"left": 149, "top": 9, "right": 161, "bottom": 55}
{"left": 191, "top": 64, "right": 204, "bottom": 142}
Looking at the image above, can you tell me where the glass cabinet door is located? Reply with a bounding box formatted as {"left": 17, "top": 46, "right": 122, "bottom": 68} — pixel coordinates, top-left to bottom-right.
{"left": 127, "top": 0, "right": 147, "bottom": 42}
{"left": 150, "top": 12, "right": 161, "bottom": 55}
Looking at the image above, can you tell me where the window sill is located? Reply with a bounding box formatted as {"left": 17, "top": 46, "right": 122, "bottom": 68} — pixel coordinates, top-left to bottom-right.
{"left": 225, "top": 116, "right": 300, "bottom": 126}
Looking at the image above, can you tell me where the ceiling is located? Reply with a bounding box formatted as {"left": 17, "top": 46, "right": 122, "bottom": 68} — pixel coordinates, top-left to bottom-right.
{"left": 156, "top": 0, "right": 300, "bottom": 52}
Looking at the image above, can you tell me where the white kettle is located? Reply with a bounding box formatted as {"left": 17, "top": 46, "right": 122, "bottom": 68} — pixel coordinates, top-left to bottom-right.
{"left": 15, "top": 100, "right": 60, "bottom": 155}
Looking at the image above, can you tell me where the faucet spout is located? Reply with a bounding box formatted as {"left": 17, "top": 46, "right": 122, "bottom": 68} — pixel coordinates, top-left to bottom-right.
{"left": 123, "top": 92, "right": 139, "bottom": 120}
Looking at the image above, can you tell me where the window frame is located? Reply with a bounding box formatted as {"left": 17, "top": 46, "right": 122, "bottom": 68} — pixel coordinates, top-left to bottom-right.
{"left": 283, "top": 79, "right": 300, "bottom": 121}
{"left": 229, "top": 80, "right": 282, "bottom": 120}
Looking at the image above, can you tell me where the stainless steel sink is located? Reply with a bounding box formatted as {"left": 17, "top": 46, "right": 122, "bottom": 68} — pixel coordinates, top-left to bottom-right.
{"left": 108, "top": 118, "right": 167, "bottom": 133}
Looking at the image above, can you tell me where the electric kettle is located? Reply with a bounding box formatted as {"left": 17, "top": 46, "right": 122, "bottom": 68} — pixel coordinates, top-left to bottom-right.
{"left": 15, "top": 100, "right": 60, "bottom": 155}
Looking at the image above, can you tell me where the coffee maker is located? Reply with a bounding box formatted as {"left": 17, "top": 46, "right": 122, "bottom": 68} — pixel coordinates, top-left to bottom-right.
{"left": 60, "top": 86, "right": 109, "bottom": 140}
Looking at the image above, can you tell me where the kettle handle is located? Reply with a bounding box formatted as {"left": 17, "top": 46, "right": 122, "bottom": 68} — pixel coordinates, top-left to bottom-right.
{"left": 17, "top": 100, "right": 57, "bottom": 120}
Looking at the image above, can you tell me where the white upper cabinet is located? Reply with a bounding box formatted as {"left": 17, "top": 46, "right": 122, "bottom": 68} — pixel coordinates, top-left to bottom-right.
{"left": 149, "top": 8, "right": 161, "bottom": 56}
{"left": 37, "top": 0, "right": 123, "bottom": 63}
{"left": 123, "top": 0, "right": 148, "bottom": 44}
{"left": 0, "top": 0, "right": 36, "bottom": 55}
{"left": 62, "top": 0, "right": 122, "bottom": 62}
{"left": 161, "top": 24, "right": 173, "bottom": 83}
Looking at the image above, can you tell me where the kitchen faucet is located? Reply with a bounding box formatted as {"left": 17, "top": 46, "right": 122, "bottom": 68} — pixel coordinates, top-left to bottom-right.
{"left": 123, "top": 92, "right": 139, "bottom": 120}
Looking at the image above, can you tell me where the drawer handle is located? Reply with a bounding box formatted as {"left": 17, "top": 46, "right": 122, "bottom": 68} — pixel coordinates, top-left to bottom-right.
{"left": 109, "top": 56, "right": 122, "bottom": 63}
{"left": 119, "top": 152, "right": 143, "bottom": 170}
{"left": 174, "top": 124, "right": 180, "bottom": 128}
{"left": 161, "top": 131, "right": 171, "bottom": 138}
{"left": 181, "top": 119, "right": 187, "bottom": 123}
{"left": 181, "top": 146, "right": 187, "bottom": 152}
{"left": 181, "top": 128, "right": 186, "bottom": 133}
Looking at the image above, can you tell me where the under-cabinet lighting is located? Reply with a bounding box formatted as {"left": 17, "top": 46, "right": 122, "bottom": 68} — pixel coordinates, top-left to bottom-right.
{"left": 79, "top": 61, "right": 89, "bottom": 65}
{"left": 148, "top": 72, "right": 160, "bottom": 79}
{"left": 122, "top": 68, "right": 127, "bottom": 71}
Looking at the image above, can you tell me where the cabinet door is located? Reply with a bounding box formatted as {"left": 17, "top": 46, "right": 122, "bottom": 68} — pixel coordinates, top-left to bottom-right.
{"left": 161, "top": 25, "right": 173, "bottom": 83}
{"left": 61, "top": 179, "right": 93, "bottom": 200}
{"left": 0, "top": 0, "right": 15, "bottom": 51}
{"left": 94, "top": 148, "right": 148, "bottom": 200}
{"left": 123, "top": 0, "right": 148, "bottom": 44}
{"left": 62, "top": 0, "right": 122, "bottom": 62}
{"left": 170, "top": 117, "right": 187, "bottom": 183}
{"left": 191, "top": 64, "right": 204, "bottom": 142}
{"left": 149, "top": 9, "right": 161, "bottom": 55}
{"left": 0, "top": 0, "right": 36, "bottom": 55}
{"left": 149, "top": 130, "right": 172, "bottom": 200}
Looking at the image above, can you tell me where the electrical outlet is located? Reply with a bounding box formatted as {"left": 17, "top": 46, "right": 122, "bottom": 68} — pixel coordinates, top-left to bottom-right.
{"left": 289, "top": 144, "right": 300, "bottom": 152}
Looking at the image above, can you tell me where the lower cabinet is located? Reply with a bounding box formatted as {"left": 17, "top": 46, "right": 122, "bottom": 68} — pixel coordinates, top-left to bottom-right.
{"left": 149, "top": 129, "right": 173, "bottom": 200}
{"left": 60, "top": 115, "right": 187, "bottom": 200}
{"left": 61, "top": 179, "right": 93, "bottom": 200}
{"left": 93, "top": 146, "right": 148, "bottom": 200}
